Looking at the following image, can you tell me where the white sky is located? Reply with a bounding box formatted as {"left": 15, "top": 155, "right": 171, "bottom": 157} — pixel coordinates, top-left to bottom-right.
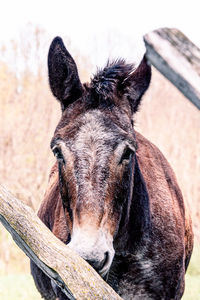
{"left": 0, "top": 0, "right": 200, "bottom": 68}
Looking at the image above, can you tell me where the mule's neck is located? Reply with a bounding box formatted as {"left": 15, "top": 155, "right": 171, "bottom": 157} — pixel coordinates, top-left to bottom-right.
{"left": 114, "top": 154, "right": 151, "bottom": 255}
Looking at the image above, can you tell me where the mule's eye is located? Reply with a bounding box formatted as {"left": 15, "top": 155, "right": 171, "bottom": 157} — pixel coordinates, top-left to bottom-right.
{"left": 53, "top": 147, "right": 65, "bottom": 163}
{"left": 119, "top": 147, "right": 134, "bottom": 164}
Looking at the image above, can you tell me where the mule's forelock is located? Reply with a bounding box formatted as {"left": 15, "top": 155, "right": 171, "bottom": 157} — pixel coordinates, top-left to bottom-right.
{"left": 90, "top": 59, "right": 134, "bottom": 103}
{"left": 90, "top": 56, "right": 151, "bottom": 112}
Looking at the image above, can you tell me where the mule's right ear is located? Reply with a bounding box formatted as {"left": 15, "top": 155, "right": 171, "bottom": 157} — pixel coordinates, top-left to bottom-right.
{"left": 48, "top": 37, "right": 84, "bottom": 111}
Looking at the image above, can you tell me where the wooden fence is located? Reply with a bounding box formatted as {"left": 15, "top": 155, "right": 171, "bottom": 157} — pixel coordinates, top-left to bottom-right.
{"left": 144, "top": 28, "right": 200, "bottom": 110}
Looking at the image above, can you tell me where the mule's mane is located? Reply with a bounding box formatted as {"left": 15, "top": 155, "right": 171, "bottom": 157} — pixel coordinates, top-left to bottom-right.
{"left": 90, "top": 59, "right": 135, "bottom": 103}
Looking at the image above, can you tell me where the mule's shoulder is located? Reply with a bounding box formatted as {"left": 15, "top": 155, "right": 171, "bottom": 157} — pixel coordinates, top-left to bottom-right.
{"left": 135, "top": 131, "right": 186, "bottom": 235}
{"left": 135, "top": 130, "right": 182, "bottom": 197}
{"left": 135, "top": 131, "right": 178, "bottom": 182}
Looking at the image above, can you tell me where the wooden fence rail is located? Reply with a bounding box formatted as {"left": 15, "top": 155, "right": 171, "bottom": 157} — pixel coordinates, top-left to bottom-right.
{"left": 0, "top": 184, "right": 122, "bottom": 300}
{"left": 144, "top": 28, "right": 200, "bottom": 110}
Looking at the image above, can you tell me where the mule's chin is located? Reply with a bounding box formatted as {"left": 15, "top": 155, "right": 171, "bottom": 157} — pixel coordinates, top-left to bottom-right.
{"left": 99, "top": 266, "right": 110, "bottom": 279}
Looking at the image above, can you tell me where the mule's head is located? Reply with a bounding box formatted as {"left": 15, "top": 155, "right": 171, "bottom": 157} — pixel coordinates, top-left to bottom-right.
{"left": 48, "top": 37, "right": 151, "bottom": 277}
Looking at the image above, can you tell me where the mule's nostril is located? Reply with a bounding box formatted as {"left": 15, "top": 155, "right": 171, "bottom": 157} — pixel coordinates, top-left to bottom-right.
{"left": 97, "top": 251, "right": 109, "bottom": 271}
{"left": 102, "top": 251, "right": 109, "bottom": 269}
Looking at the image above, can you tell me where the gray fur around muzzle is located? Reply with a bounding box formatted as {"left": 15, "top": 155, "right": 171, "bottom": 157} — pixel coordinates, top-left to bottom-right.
{"left": 67, "top": 228, "right": 115, "bottom": 277}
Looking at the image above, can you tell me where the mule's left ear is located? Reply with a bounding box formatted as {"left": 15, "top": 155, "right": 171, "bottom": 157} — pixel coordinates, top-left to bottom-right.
{"left": 48, "top": 37, "right": 84, "bottom": 111}
{"left": 123, "top": 55, "right": 151, "bottom": 113}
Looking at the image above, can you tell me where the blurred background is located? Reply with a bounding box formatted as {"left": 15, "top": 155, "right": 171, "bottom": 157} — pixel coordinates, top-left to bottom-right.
{"left": 0, "top": 1, "right": 199, "bottom": 299}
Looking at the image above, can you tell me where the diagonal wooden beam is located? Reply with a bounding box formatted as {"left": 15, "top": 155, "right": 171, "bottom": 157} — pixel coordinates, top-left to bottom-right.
{"left": 144, "top": 28, "right": 200, "bottom": 110}
{"left": 0, "top": 184, "right": 122, "bottom": 300}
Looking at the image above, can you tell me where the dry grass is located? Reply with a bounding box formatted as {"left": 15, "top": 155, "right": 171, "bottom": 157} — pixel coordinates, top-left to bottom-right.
{"left": 0, "top": 33, "right": 199, "bottom": 298}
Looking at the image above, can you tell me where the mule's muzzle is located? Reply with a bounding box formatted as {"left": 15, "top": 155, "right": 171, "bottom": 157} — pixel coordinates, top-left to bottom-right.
{"left": 68, "top": 228, "right": 115, "bottom": 278}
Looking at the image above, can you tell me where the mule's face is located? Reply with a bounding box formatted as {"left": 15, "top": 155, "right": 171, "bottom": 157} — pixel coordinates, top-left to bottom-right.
{"left": 48, "top": 37, "right": 151, "bottom": 277}
{"left": 51, "top": 109, "right": 136, "bottom": 276}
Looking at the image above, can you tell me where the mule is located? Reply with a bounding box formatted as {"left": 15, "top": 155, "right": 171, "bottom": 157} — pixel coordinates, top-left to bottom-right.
{"left": 31, "top": 37, "right": 193, "bottom": 300}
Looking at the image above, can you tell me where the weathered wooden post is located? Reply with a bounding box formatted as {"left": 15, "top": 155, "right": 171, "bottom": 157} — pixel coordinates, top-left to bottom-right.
{"left": 144, "top": 27, "right": 200, "bottom": 110}
{"left": 0, "top": 184, "right": 122, "bottom": 300}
